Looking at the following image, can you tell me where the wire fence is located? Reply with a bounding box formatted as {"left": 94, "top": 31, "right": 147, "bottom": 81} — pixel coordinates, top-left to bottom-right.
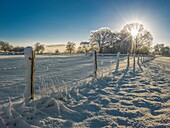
{"left": 34, "top": 55, "right": 94, "bottom": 95}
{"left": 0, "top": 52, "right": 153, "bottom": 104}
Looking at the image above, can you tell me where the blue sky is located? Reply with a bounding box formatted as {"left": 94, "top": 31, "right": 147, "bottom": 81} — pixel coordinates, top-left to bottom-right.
{"left": 0, "top": 0, "right": 170, "bottom": 46}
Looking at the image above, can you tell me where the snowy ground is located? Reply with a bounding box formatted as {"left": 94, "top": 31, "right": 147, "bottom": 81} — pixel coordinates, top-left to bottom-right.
{"left": 0, "top": 55, "right": 125, "bottom": 102}
{"left": 0, "top": 56, "right": 170, "bottom": 128}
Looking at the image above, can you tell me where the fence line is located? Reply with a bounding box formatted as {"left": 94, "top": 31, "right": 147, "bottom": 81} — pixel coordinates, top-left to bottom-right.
{"left": 0, "top": 48, "right": 155, "bottom": 102}
{"left": 26, "top": 50, "right": 155, "bottom": 100}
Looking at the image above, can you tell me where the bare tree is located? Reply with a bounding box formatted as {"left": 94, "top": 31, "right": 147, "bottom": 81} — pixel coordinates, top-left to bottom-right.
{"left": 121, "top": 23, "right": 153, "bottom": 54}
{"left": 89, "top": 27, "right": 113, "bottom": 53}
{"left": 161, "top": 46, "right": 170, "bottom": 56}
{"left": 153, "top": 43, "right": 170, "bottom": 56}
{"left": 154, "top": 44, "right": 164, "bottom": 55}
{"left": 0, "top": 41, "right": 13, "bottom": 52}
{"left": 34, "top": 43, "right": 45, "bottom": 53}
{"left": 66, "top": 42, "right": 76, "bottom": 54}
{"left": 80, "top": 41, "right": 90, "bottom": 55}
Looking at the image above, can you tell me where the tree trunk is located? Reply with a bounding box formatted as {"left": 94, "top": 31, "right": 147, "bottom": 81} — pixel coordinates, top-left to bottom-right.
{"left": 99, "top": 46, "right": 103, "bottom": 53}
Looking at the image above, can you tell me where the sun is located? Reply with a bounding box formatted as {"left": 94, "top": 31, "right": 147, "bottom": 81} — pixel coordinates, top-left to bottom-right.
{"left": 126, "top": 23, "right": 140, "bottom": 38}
{"left": 130, "top": 28, "right": 138, "bottom": 37}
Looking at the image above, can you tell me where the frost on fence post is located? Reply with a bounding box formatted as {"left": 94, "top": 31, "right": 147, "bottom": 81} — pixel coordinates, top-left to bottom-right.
{"left": 24, "top": 47, "right": 35, "bottom": 100}
{"left": 142, "top": 54, "right": 144, "bottom": 63}
{"left": 148, "top": 54, "right": 149, "bottom": 61}
{"left": 93, "top": 50, "right": 97, "bottom": 78}
{"left": 133, "top": 53, "right": 136, "bottom": 75}
{"left": 115, "top": 52, "right": 120, "bottom": 72}
{"left": 144, "top": 54, "right": 146, "bottom": 62}
{"left": 126, "top": 53, "right": 130, "bottom": 69}
{"left": 137, "top": 54, "right": 140, "bottom": 66}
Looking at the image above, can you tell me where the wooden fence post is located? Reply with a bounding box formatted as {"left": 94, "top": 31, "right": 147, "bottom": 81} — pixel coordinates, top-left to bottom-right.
{"left": 93, "top": 50, "right": 97, "bottom": 78}
{"left": 126, "top": 53, "right": 130, "bottom": 69}
{"left": 142, "top": 54, "right": 144, "bottom": 63}
{"left": 31, "top": 50, "right": 35, "bottom": 99}
{"left": 145, "top": 54, "right": 147, "bottom": 62}
{"left": 137, "top": 54, "right": 140, "bottom": 66}
{"left": 115, "top": 52, "right": 120, "bottom": 72}
{"left": 148, "top": 55, "right": 149, "bottom": 61}
{"left": 133, "top": 53, "right": 136, "bottom": 75}
{"left": 24, "top": 47, "right": 35, "bottom": 100}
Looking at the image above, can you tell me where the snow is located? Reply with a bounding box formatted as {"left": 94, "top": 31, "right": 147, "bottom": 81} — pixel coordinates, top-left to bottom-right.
{"left": 0, "top": 55, "right": 170, "bottom": 127}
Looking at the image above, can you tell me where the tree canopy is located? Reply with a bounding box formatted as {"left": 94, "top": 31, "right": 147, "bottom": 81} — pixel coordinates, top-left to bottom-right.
{"left": 89, "top": 27, "right": 115, "bottom": 53}
{"left": 89, "top": 23, "right": 153, "bottom": 54}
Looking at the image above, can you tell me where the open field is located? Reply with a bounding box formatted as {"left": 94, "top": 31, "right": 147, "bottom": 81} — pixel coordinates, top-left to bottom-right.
{"left": 0, "top": 56, "right": 169, "bottom": 128}
{"left": 0, "top": 54, "right": 126, "bottom": 102}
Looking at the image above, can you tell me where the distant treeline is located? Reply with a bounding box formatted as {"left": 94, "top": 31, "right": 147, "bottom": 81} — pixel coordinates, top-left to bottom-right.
{"left": 0, "top": 23, "right": 169, "bottom": 56}
{"left": 154, "top": 44, "right": 170, "bottom": 57}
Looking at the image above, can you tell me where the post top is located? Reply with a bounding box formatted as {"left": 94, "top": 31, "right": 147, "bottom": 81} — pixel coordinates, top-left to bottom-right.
{"left": 24, "top": 46, "right": 33, "bottom": 57}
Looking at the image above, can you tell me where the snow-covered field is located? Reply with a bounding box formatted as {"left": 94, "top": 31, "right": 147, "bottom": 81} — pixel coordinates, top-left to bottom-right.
{"left": 0, "top": 55, "right": 124, "bottom": 101}
{"left": 0, "top": 55, "right": 169, "bottom": 128}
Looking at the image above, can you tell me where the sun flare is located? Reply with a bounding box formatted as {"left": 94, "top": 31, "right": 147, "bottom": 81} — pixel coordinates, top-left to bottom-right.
{"left": 130, "top": 28, "right": 138, "bottom": 37}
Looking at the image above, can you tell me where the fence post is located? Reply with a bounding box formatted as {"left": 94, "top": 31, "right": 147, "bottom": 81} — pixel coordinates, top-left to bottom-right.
{"left": 126, "top": 53, "right": 130, "bottom": 69}
{"left": 142, "top": 54, "right": 144, "bottom": 63}
{"left": 133, "top": 53, "right": 136, "bottom": 75}
{"left": 145, "top": 54, "right": 147, "bottom": 62}
{"left": 145, "top": 55, "right": 147, "bottom": 62}
{"left": 148, "top": 54, "right": 149, "bottom": 61}
{"left": 24, "top": 47, "right": 35, "bottom": 100}
{"left": 93, "top": 50, "right": 97, "bottom": 78}
{"left": 137, "top": 54, "right": 140, "bottom": 66}
{"left": 115, "top": 52, "right": 120, "bottom": 72}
